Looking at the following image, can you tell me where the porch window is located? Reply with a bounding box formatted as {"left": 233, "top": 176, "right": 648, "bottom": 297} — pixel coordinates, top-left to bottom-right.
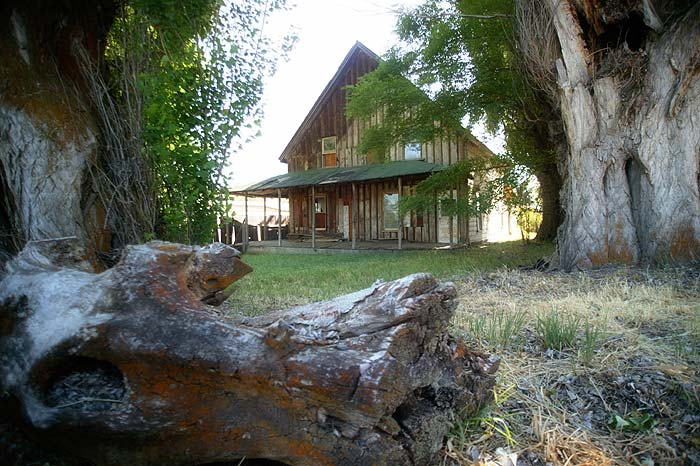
{"left": 383, "top": 193, "right": 399, "bottom": 230}
{"left": 405, "top": 143, "right": 421, "bottom": 160}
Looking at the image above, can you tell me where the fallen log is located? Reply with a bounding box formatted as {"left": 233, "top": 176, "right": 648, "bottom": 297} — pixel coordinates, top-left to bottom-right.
{"left": 0, "top": 240, "right": 498, "bottom": 466}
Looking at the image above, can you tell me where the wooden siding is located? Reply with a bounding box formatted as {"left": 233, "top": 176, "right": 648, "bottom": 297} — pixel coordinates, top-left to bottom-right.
{"left": 288, "top": 180, "right": 487, "bottom": 244}
{"left": 286, "top": 46, "right": 489, "bottom": 173}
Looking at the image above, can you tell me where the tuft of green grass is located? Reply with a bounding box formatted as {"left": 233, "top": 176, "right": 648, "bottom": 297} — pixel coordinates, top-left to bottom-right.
{"left": 225, "top": 241, "right": 554, "bottom": 316}
{"left": 467, "top": 308, "right": 527, "bottom": 351}
{"left": 536, "top": 307, "right": 580, "bottom": 351}
{"left": 578, "top": 318, "right": 607, "bottom": 365}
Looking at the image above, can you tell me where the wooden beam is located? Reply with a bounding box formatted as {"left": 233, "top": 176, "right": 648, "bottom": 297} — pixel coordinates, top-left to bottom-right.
{"left": 352, "top": 183, "right": 357, "bottom": 250}
{"left": 263, "top": 196, "right": 267, "bottom": 241}
{"left": 278, "top": 189, "right": 282, "bottom": 247}
{"left": 457, "top": 184, "right": 462, "bottom": 243}
{"left": 398, "top": 177, "right": 403, "bottom": 250}
{"left": 434, "top": 193, "right": 439, "bottom": 244}
{"left": 243, "top": 193, "right": 249, "bottom": 253}
{"left": 449, "top": 188, "right": 454, "bottom": 246}
{"left": 337, "top": 184, "right": 341, "bottom": 235}
{"left": 311, "top": 186, "right": 316, "bottom": 250}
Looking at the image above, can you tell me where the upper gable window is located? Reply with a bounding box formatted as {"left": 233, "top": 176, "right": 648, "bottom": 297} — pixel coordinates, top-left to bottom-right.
{"left": 321, "top": 136, "right": 337, "bottom": 167}
{"left": 405, "top": 143, "right": 421, "bottom": 160}
{"left": 321, "top": 136, "right": 337, "bottom": 154}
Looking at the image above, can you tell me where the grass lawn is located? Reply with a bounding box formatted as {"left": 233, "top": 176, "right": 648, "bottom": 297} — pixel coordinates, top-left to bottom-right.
{"left": 224, "top": 240, "right": 554, "bottom": 316}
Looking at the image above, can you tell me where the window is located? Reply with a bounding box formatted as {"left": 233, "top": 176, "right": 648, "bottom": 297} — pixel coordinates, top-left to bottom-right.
{"left": 314, "top": 195, "right": 327, "bottom": 230}
{"left": 322, "top": 136, "right": 337, "bottom": 167}
{"left": 314, "top": 196, "right": 326, "bottom": 213}
{"left": 404, "top": 143, "right": 421, "bottom": 160}
{"left": 321, "top": 136, "right": 337, "bottom": 154}
{"left": 383, "top": 193, "right": 399, "bottom": 230}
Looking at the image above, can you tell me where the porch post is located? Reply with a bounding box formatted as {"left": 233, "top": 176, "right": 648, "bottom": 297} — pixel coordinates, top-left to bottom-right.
{"left": 263, "top": 196, "right": 267, "bottom": 241}
{"left": 243, "top": 192, "right": 249, "bottom": 253}
{"left": 434, "top": 193, "right": 439, "bottom": 243}
{"left": 352, "top": 183, "right": 357, "bottom": 250}
{"left": 277, "top": 189, "right": 282, "bottom": 247}
{"left": 398, "top": 177, "right": 403, "bottom": 250}
{"left": 449, "top": 188, "right": 454, "bottom": 246}
{"left": 457, "top": 185, "right": 462, "bottom": 244}
{"left": 311, "top": 185, "right": 316, "bottom": 250}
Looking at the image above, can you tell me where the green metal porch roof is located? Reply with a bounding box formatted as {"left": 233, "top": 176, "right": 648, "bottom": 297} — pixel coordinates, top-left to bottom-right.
{"left": 236, "top": 160, "right": 445, "bottom": 194}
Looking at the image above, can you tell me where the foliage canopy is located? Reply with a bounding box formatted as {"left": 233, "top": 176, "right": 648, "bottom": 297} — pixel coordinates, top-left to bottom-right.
{"left": 346, "top": 0, "right": 559, "bottom": 237}
{"left": 103, "top": 0, "right": 291, "bottom": 244}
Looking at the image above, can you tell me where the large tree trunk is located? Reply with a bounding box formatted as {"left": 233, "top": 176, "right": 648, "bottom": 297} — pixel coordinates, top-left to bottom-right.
{"left": 0, "top": 1, "right": 116, "bottom": 267}
{"left": 0, "top": 240, "right": 497, "bottom": 466}
{"left": 541, "top": 0, "right": 700, "bottom": 268}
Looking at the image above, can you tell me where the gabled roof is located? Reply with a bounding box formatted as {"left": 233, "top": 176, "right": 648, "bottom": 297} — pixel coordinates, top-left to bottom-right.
{"left": 278, "top": 41, "right": 378, "bottom": 163}
{"left": 234, "top": 160, "right": 445, "bottom": 195}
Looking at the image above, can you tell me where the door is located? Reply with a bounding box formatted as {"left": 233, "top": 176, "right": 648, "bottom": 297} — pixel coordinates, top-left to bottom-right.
{"left": 314, "top": 194, "right": 327, "bottom": 230}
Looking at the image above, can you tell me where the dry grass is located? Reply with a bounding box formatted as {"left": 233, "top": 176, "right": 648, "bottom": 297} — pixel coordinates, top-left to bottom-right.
{"left": 447, "top": 266, "right": 700, "bottom": 466}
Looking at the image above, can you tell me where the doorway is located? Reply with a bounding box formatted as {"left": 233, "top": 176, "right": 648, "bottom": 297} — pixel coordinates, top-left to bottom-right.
{"left": 314, "top": 194, "right": 327, "bottom": 230}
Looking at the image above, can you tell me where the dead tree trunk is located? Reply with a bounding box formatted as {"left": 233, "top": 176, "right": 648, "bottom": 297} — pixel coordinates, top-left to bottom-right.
{"left": 0, "top": 240, "right": 497, "bottom": 466}
{"left": 538, "top": 0, "right": 700, "bottom": 268}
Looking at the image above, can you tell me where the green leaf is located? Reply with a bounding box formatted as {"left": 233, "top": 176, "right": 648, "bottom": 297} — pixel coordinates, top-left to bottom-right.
{"left": 608, "top": 412, "right": 656, "bottom": 432}
{"left": 608, "top": 414, "right": 631, "bottom": 430}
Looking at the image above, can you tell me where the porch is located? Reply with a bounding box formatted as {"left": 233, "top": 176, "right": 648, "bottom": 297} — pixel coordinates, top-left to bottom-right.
{"left": 231, "top": 160, "right": 486, "bottom": 252}
{"left": 244, "top": 239, "right": 452, "bottom": 255}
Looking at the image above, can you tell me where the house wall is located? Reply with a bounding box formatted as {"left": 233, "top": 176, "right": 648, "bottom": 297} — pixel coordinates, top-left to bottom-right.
{"left": 286, "top": 51, "right": 377, "bottom": 172}
{"left": 288, "top": 180, "right": 488, "bottom": 244}
{"left": 284, "top": 49, "right": 490, "bottom": 172}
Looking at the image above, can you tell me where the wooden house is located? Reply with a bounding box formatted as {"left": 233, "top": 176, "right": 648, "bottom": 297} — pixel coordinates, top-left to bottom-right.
{"left": 236, "top": 42, "right": 494, "bottom": 248}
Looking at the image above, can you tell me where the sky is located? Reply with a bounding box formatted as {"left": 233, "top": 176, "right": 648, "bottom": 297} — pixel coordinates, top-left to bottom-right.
{"left": 227, "top": 0, "right": 502, "bottom": 189}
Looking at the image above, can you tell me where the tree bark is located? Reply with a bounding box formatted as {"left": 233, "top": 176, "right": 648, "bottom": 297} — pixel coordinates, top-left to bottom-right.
{"left": 541, "top": 0, "right": 700, "bottom": 268}
{"left": 0, "top": 240, "right": 497, "bottom": 466}
{"left": 0, "top": 1, "right": 116, "bottom": 268}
